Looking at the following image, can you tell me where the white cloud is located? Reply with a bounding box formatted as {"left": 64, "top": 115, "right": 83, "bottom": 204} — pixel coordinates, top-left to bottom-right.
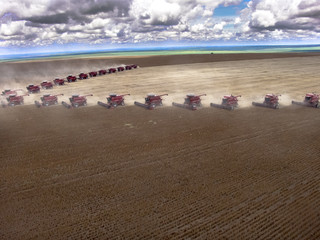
{"left": 0, "top": 0, "right": 319, "bottom": 47}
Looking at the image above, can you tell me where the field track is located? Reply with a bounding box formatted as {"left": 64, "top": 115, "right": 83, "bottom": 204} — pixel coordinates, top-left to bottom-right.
{"left": 1, "top": 54, "right": 320, "bottom": 239}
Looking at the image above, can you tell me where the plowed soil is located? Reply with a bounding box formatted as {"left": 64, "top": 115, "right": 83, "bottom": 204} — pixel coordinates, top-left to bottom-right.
{"left": 1, "top": 54, "right": 320, "bottom": 239}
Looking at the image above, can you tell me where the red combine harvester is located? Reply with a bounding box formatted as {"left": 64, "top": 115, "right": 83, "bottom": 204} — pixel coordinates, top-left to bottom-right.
{"left": 89, "top": 71, "right": 98, "bottom": 77}
{"left": 252, "top": 94, "right": 281, "bottom": 109}
{"left": 130, "top": 64, "right": 138, "bottom": 69}
{"left": 67, "top": 75, "right": 77, "bottom": 82}
{"left": 35, "top": 94, "right": 63, "bottom": 107}
{"left": 172, "top": 94, "right": 206, "bottom": 110}
{"left": 1, "top": 89, "right": 23, "bottom": 96}
{"left": 108, "top": 68, "right": 117, "bottom": 73}
{"left": 211, "top": 95, "right": 241, "bottom": 110}
{"left": 98, "top": 93, "right": 130, "bottom": 109}
{"left": 117, "top": 66, "right": 125, "bottom": 72}
{"left": 40, "top": 81, "right": 53, "bottom": 89}
{"left": 54, "top": 78, "right": 65, "bottom": 85}
{"left": 79, "top": 73, "right": 88, "bottom": 80}
{"left": 62, "top": 94, "right": 93, "bottom": 108}
{"left": 26, "top": 84, "right": 40, "bottom": 93}
{"left": 292, "top": 93, "right": 320, "bottom": 108}
{"left": 2, "top": 94, "right": 29, "bottom": 107}
{"left": 134, "top": 93, "right": 168, "bottom": 110}
{"left": 99, "top": 69, "right": 107, "bottom": 75}
{"left": 125, "top": 65, "right": 132, "bottom": 70}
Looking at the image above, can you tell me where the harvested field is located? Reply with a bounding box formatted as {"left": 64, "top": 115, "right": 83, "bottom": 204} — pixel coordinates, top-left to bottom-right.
{"left": 1, "top": 54, "right": 320, "bottom": 239}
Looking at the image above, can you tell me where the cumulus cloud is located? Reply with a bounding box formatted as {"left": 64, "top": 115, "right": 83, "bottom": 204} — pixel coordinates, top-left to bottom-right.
{"left": 0, "top": 0, "right": 319, "bottom": 47}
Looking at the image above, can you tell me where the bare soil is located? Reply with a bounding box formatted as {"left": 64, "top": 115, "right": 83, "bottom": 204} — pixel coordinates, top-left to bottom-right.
{"left": 0, "top": 54, "right": 320, "bottom": 239}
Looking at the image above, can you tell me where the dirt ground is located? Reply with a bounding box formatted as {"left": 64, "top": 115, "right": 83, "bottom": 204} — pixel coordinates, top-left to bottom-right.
{"left": 1, "top": 54, "right": 320, "bottom": 239}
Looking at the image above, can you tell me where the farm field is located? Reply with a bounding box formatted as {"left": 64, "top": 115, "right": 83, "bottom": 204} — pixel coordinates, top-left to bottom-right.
{"left": 1, "top": 54, "right": 320, "bottom": 239}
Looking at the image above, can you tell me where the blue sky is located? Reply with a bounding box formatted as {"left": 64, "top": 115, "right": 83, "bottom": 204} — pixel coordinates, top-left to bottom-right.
{"left": 0, "top": 0, "right": 319, "bottom": 54}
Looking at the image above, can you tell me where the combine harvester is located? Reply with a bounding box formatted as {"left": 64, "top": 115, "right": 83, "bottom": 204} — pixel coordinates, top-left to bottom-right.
{"left": 40, "top": 81, "right": 53, "bottom": 89}
{"left": 117, "top": 66, "right": 125, "bottom": 72}
{"left": 35, "top": 94, "right": 63, "bottom": 107}
{"left": 99, "top": 69, "right": 107, "bottom": 75}
{"left": 211, "top": 95, "right": 241, "bottom": 110}
{"left": 108, "top": 68, "right": 117, "bottom": 74}
{"left": 66, "top": 75, "right": 77, "bottom": 82}
{"left": 292, "top": 93, "right": 320, "bottom": 108}
{"left": 252, "top": 94, "right": 281, "bottom": 109}
{"left": 26, "top": 84, "right": 41, "bottom": 93}
{"left": 134, "top": 93, "right": 168, "bottom": 110}
{"left": 89, "top": 71, "right": 98, "bottom": 77}
{"left": 2, "top": 93, "right": 29, "bottom": 107}
{"left": 172, "top": 94, "right": 206, "bottom": 110}
{"left": 79, "top": 73, "right": 89, "bottom": 80}
{"left": 54, "top": 78, "right": 65, "bottom": 85}
{"left": 1, "top": 89, "right": 23, "bottom": 96}
{"left": 98, "top": 93, "right": 130, "bottom": 109}
{"left": 62, "top": 94, "right": 93, "bottom": 108}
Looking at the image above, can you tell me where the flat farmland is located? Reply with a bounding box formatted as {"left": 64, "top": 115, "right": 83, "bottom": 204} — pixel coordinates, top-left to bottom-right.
{"left": 0, "top": 54, "right": 320, "bottom": 239}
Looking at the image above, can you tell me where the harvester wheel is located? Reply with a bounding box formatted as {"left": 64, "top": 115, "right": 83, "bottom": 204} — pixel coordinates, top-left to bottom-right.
{"left": 150, "top": 103, "right": 156, "bottom": 109}
{"left": 121, "top": 101, "right": 125, "bottom": 106}
{"left": 74, "top": 103, "right": 79, "bottom": 108}
{"left": 45, "top": 102, "right": 49, "bottom": 106}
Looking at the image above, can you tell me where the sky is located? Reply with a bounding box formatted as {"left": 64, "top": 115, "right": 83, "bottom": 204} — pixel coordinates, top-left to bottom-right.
{"left": 0, "top": 0, "right": 320, "bottom": 54}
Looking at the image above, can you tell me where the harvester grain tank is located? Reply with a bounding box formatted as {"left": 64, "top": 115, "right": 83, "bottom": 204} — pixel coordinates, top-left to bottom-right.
{"left": 172, "top": 94, "right": 206, "bottom": 110}
{"left": 134, "top": 93, "right": 168, "bottom": 110}
{"left": 40, "top": 81, "right": 53, "bottom": 89}
{"left": 67, "top": 75, "right": 77, "bottom": 82}
{"left": 211, "top": 95, "right": 241, "bottom": 110}
{"left": 64, "top": 94, "right": 93, "bottom": 108}
{"left": 252, "top": 94, "right": 281, "bottom": 109}
{"left": 89, "top": 71, "right": 98, "bottom": 77}
{"left": 54, "top": 78, "right": 65, "bottom": 85}
{"left": 2, "top": 93, "right": 29, "bottom": 107}
{"left": 292, "top": 93, "right": 320, "bottom": 108}
{"left": 26, "top": 84, "right": 40, "bottom": 93}
{"left": 79, "top": 73, "right": 88, "bottom": 80}
{"left": 35, "top": 94, "right": 63, "bottom": 107}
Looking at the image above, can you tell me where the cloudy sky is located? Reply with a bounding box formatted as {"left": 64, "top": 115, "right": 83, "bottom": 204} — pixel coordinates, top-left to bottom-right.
{"left": 0, "top": 0, "right": 320, "bottom": 53}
